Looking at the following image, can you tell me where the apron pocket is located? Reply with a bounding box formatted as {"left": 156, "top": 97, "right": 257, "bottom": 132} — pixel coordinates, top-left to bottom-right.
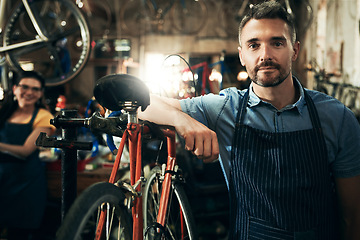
{"left": 248, "top": 216, "right": 293, "bottom": 240}
{"left": 248, "top": 216, "right": 317, "bottom": 240}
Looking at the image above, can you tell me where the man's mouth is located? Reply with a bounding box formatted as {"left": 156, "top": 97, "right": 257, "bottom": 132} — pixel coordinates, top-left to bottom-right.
{"left": 258, "top": 66, "right": 277, "bottom": 70}
{"left": 255, "top": 62, "right": 280, "bottom": 73}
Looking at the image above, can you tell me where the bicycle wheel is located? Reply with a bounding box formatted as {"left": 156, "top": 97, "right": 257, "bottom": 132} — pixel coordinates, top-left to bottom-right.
{"left": 143, "top": 166, "right": 197, "bottom": 240}
{"left": 4, "top": 0, "right": 91, "bottom": 86}
{"left": 57, "top": 182, "right": 132, "bottom": 240}
{"left": 120, "top": 0, "right": 155, "bottom": 36}
{"left": 170, "top": 0, "right": 207, "bottom": 35}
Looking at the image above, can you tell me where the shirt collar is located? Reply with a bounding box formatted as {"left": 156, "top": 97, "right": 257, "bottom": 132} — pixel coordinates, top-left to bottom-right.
{"left": 247, "top": 77, "right": 306, "bottom": 114}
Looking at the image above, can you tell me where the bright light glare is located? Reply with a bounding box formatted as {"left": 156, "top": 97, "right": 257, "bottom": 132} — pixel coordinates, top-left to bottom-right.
{"left": 144, "top": 53, "right": 182, "bottom": 96}
{"left": 20, "top": 62, "right": 34, "bottom": 71}
{"left": 237, "top": 71, "right": 249, "bottom": 81}
{"left": 76, "top": 40, "right": 83, "bottom": 48}
{"left": 209, "top": 69, "right": 222, "bottom": 82}
{"left": 0, "top": 86, "right": 4, "bottom": 101}
{"left": 76, "top": 0, "right": 84, "bottom": 8}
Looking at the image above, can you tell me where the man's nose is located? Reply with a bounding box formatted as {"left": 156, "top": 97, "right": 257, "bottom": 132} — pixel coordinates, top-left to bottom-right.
{"left": 260, "top": 45, "right": 273, "bottom": 61}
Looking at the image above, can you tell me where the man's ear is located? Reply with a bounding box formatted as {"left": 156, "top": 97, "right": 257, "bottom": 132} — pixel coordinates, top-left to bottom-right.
{"left": 238, "top": 47, "right": 245, "bottom": 66}
{"left": 292, "top": 41, "right": 300, "bottom": 61}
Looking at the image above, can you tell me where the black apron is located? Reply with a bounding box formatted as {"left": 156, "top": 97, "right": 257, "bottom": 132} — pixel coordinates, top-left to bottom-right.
{"left": 0, "top": 108, "right": 47, "bottom": 229}
{"left": 229, "top": 90, "right": 339, "bottom": 239}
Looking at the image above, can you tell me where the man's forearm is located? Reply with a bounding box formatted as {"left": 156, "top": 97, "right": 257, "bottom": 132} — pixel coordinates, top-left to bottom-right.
{"left": 139, "top": 94, "right": 219, "bottom": 162}
{"left": 138, "top": 94, "right": 182, "bottom": 126}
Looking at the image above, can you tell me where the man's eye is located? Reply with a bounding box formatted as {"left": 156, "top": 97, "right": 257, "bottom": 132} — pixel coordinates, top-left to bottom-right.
{"left": 249, "top": 43, "right": 259, "bottom": 49}
{"left": 274, "top": 42, "right": 284, "bottom": 47}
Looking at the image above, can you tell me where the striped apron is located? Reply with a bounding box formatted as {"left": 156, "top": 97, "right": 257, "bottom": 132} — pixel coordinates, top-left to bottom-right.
{"left": 229, "top": 90, "right": 339, "bottom": 239}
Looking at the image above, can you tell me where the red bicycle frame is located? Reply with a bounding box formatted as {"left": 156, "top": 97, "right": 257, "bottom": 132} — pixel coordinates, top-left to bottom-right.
{"left": 95, "top": 122, "right": 180, "bottom": 240}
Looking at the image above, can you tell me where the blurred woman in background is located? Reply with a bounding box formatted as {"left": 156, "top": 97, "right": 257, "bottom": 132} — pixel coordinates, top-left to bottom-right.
{"left": 0, "top": 71, "right": 55, "bottom": 239}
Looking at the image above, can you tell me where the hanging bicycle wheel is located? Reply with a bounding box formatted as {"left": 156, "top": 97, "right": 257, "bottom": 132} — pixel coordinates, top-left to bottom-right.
{"left": 3, "top": 0, "right": 91, "bottom": 86}
{"left": 170, "top": 0, "right": 207, "bottom": 35}
{"left": 120, "top": 0, "right": 155, "bottom": 36}
{"left": 143, "top": 166, "right": 197, "bottom": 240}
{"left": 56, "top": 182, "right": 132, "bottom": 240}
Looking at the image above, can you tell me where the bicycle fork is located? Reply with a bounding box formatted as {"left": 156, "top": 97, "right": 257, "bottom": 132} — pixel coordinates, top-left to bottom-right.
{"left": 151, "top": 129, "right": 186, "bottom": 239}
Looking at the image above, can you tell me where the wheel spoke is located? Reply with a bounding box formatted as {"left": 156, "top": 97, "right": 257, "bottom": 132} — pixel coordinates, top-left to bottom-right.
{"left": 143, "top": 166, "right": 197, "bottom": 239}
{"left": 4, "top": 0, "right": 91, "bottom": 86}
{"left": 56, "top": 182, "right": 132, "bottom": 240}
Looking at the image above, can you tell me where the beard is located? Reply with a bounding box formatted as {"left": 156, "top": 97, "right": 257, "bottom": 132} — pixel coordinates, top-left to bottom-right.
{"left": 249, "top": 60, "right": 290, "bottom": 87}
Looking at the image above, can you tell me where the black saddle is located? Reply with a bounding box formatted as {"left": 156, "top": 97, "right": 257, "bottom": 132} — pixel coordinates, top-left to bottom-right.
{"left": 93, "top": 74, "right": 150, "bottom": 111}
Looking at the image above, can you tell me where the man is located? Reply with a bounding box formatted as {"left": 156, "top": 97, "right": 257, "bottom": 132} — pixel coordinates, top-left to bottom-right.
{"left": 139, "top": 1, "right": 360, "bottom": 239}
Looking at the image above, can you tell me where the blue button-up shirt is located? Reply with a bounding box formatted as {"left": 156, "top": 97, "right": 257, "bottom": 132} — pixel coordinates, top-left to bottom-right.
{"left": 180, "top": 78, "right": 360, "bottom": 187}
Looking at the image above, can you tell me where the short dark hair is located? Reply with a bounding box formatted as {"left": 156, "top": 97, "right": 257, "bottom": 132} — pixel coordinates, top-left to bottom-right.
{"left": 14, "top": 70, "right": 46, "bottom": 89}
{"left": 238, "top": 1, "right": 297, "bottom": 46}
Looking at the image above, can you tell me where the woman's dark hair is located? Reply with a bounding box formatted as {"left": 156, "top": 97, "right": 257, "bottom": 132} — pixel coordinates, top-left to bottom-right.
{"left": 14, "top": 70, "right": 46, "bottom": 88}
{"left": 238, "top": 1, "right": 297, "bottom": 46}
{"left": 0, "top": 70, "right": 47, "bottom": 128}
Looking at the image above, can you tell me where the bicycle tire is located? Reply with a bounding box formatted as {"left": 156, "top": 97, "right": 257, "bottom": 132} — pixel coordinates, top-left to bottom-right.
{"left": 143, "top": 166, "right": 198, "bottom": 240}
{"left": 170, "top": 0, "right": 208, "bottom": 35}
{"left": 56, "top": 182, "right": 132, "bottom": 240}
{"left": 4, "top": 0, "right": 91, "bottom": 86}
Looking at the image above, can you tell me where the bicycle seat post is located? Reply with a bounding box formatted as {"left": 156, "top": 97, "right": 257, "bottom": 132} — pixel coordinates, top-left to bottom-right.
{"left": 120, "top": 101, "right": 140, "bottom": 124}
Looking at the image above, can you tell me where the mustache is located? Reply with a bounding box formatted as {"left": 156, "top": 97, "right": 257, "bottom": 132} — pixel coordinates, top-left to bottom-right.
{"left": 255, "top": 61, "right": 281, "bottom": 72}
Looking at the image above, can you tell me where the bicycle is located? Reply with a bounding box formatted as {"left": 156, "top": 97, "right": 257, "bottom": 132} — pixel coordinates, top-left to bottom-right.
{"left": 120, "top": 0, "right": 207, "bottom": 36}
{"left": 0, "top": 0, "right": 91, "bottom": 87}
{"left": 54, "top": 73, "right": 197, "bottom": 239}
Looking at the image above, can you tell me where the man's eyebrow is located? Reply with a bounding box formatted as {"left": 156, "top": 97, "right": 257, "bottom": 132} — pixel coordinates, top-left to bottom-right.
{"left": 271, "top": 36, "right": 287, "bottom": 41}
{"left": 245, "top": 38, "right": 259, "bottom": 44}
{"left": 243, "top": 36, "right": 288, "bottom": 47}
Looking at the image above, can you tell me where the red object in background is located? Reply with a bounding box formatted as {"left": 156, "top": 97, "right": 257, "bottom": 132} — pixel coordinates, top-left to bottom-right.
{"left": 183, "top": 61, "right": 213, "bottom": 95}
{"left": 55, "top": 95, "right": 66, "bottom": 111}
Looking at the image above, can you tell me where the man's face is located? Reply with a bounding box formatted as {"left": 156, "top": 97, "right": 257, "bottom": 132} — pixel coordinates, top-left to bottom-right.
{"left": 238, "top": 18, "right": 299, "bottom": 87}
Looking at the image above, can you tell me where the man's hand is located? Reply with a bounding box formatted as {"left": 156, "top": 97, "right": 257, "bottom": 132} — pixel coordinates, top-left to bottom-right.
{"left": 174, "top": 111, "right": 219, "bottom": 163}
{"left": 139, "top": 94, "right": 219, "bottom": 163}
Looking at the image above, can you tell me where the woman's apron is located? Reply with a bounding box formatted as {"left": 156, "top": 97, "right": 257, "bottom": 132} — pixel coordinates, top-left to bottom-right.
{"left": 229, "top": 90, "right": 339, "bottom": 239}
{"left": 0, "top": 108, "right": 47, "bottom": 229}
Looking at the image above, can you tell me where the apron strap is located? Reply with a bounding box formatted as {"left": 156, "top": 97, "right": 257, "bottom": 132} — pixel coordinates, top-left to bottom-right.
{"left": 303, "top": 90, "right": 322, "bottom": 130}
{"left": 29, "top": 108, "right": 40, "bottom": 126}
{"left": 235, "top": 87, "right": 322, "bottom": 130}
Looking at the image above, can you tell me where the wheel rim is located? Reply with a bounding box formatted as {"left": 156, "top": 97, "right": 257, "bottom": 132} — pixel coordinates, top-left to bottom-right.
{"left": 4, "top": 0, "right": 91, "bottom": 86}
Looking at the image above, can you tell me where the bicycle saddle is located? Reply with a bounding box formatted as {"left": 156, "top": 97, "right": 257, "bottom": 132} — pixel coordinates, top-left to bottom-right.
{"left": 94, "top": 74, "right": 150, "bottom": 111}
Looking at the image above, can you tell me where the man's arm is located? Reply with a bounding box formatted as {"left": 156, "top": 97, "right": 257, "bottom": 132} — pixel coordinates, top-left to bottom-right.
{"left": 335, "top": 175, "right": 360, "bottom": 240}
{"left": 139, "top": 94, "right": 219, "bottom": 162}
